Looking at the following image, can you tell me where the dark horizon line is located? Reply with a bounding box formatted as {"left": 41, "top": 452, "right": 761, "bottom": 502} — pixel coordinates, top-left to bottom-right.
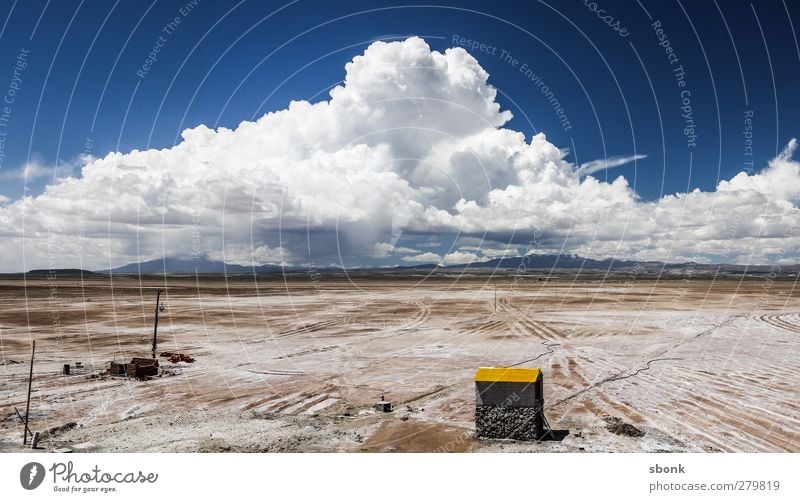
{"left": 4, "top": 252, "right": 799, "bottom": 276}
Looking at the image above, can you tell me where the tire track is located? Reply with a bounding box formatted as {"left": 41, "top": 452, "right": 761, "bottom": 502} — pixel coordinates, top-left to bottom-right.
{"left": 759, "top": 313, "right": 800, "bottom": 334}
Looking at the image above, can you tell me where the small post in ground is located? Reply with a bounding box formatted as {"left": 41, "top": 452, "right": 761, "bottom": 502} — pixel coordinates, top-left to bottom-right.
{"left": 152, "top": 289, "right": 163, "bottom": 359}
{"left": 23, "top": 340, "right": 35, "bottom": 445}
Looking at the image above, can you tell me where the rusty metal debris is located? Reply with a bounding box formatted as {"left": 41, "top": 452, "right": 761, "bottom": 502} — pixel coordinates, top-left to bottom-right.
{"left": 108, "top": 357, "right": 159, "bottom": 379}
{"left": 160, "top": 352, "right": 195, "bottom": 363}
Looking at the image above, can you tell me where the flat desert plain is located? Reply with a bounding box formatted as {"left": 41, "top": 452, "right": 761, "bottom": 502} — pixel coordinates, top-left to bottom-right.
{"left": 0, "top": 274, "right": 798, "bottom": 452}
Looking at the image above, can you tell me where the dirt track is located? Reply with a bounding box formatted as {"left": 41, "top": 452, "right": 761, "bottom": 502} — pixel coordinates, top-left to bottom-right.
{"left": 0, "top": 275, "right": 798, "bottom": 452}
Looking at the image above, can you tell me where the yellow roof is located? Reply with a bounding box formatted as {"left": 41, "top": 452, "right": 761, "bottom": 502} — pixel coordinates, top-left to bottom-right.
{"left": 474, "top": 367, "right": 541, "bottom": 383}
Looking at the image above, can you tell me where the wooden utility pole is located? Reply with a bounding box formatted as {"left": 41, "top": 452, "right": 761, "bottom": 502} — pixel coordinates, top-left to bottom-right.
{"left": 151, "top": 289, "right": 163, "bottom": 359}
{"left": 23, "top": 340, "right": 35, "bottom": 445}
{"left": 494, "top": 282, "right": 497, "bottom": 313}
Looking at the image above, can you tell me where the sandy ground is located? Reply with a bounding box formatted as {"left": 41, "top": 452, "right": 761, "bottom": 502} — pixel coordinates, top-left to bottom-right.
{"left": 0, "top": 274, "right": 798, "bottom": 453}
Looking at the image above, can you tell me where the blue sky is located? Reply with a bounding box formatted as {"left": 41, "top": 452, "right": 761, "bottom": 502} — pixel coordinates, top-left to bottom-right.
{"left": 0, "top": 0, "right": 799, "bottom": 271}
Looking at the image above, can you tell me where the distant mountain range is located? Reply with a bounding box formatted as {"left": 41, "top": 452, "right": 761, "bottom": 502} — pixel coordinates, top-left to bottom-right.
{"left": 465, "top": 254, "right": 641, "bottom": 270}
{"left": 5, "top": 253, "right": 797, "bottom": 277}
{"left": 93, "top": 253, "right": 800, "bottom": 276}
{"left": 23, "top": 269, "right": 105, "bottom": 279}
{"left": 461, "top": 253, "right": 800, "bottom": 275}
{"left": 97, "top": 257, "right": 287, "bottom": 275}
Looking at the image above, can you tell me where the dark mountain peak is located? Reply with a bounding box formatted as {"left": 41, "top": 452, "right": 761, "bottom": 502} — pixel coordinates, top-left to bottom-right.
{"left": 25, "top": 269, "right": 103, "bottom": 278}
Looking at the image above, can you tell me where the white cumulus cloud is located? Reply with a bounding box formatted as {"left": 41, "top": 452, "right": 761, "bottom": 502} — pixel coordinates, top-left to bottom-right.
{"left": 402, "top": 252, "right": 442, "bottom": 263}
{"left": 0, "top": 37, "right": 799, "bottom": 271}
{"left": 441, "top": 251, "right": 480, "bottom": 265}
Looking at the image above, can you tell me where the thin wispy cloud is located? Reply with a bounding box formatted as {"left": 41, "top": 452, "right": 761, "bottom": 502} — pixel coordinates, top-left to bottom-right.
{"left": 1, "top": 160, "right": 49, "bottom": 180}
{"left": 576, "top": 154, "right": 647, "bottom": 177}
{"left": 1, "top": 157, "right": 87, "bottom": 181}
